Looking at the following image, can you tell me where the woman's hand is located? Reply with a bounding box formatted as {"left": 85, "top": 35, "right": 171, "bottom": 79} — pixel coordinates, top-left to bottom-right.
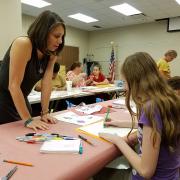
{"left": 41, "top": 113, "right": 58, "bottom": 124}
{"left": 26, "top": 117, "right": 50, "bottom": 131}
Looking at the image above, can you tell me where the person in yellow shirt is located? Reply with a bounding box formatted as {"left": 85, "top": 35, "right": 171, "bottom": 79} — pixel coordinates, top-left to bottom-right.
{"left": 35, "top": 62, "right": 66, "bottom": 91}
{"left": 157, "top": 50, "right": 177, "bottom": 79}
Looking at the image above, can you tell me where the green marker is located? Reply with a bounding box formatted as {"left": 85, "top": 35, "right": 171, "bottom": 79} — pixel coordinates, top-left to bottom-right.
{"left": 104, "top": 107, "right": 110, "bottom": 128}
{"left": 79, "top": 141, "right": 83, "bottom": 154}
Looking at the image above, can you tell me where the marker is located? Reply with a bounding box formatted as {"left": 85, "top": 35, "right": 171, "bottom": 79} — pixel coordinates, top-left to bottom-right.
{"left": 25, "top": 133, "right": 36, "bottom": 136}
{"left": 77, "top": 120, "right": 85, "bottom": 123}
{"left": 104, "top": 107, "right": 110, "bottom": 127}
{"left": 51, "top": 133, "right": 75, "bottom": 139}
{"left": 3, "top": 160, "right": 33, "bottom": 167}
{"left": 79, "top": 141, "right": 83, "bottom": 154}
{"left": 1, "top": 166, "right": 18, "bottom": 180}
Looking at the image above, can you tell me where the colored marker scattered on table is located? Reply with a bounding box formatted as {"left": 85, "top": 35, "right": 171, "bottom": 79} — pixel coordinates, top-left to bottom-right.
{"left": 104, "top": 107, "right": 110, "bottom": 128}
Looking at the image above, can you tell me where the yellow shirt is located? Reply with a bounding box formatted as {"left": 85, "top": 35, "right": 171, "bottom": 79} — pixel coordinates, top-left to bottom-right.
{"left": 52, "top": 73, "right": 66, "bottom": 88}
{"left": 35, "top": 73, "right": 66, "bottom": 91}
{"left": 157, "top": 58, "right": 170, "bottom": 78}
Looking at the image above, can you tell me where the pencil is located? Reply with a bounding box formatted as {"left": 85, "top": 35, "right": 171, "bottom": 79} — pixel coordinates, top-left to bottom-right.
{"left": 3, "top": 160, "right": 34, "bottom": 167}
{"left": 78, "top": 135, "right": 94, "bottom": 146}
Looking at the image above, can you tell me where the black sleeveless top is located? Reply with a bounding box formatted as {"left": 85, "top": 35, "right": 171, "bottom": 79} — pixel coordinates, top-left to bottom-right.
{"left": 0, "top": 41, "right": 49, "bottom": 124}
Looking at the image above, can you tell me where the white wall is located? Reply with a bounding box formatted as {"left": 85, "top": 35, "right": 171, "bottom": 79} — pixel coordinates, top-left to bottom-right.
{"left": 0, "top": 0, "right": 22, "bottom": 60}
{"left": 3, "top": 13, "right": 180, "bottom": 78}
{"left": 89, "top": 21, "right": 180, "bottom": 78}
{"left": 22, "top": 14, "right": 89, "bottom": 62}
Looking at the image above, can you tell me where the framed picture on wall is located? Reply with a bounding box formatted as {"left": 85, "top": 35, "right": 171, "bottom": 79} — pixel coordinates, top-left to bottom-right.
{"left": 167, "top": 17, "right": 180, "bottom": 32}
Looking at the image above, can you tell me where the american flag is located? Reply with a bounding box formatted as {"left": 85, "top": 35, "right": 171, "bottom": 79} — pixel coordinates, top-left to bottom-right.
{"left": 108, "top": 47, "right": 115, "bottom": 83}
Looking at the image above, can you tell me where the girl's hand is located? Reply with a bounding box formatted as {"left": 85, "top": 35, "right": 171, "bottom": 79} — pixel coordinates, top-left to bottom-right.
{"left": 104, "top": 119, "right": 132, "bottom": 128}
{"left": 41, "top": 114, "right": 57, "bottom": 124}
{"left": 26, "top": 117, "right": 50, "bottom": 131}
{"left": 99, "top": 132, "right": 120, "bottom": 144}
{"left": 81, "top": 73, "right": 87, "bottom": 78}
{"left": 89, "top": 75, "right": 94, "bottom": 81}
{"left": 92, "top": 81, "right": 98, "bottom": 85}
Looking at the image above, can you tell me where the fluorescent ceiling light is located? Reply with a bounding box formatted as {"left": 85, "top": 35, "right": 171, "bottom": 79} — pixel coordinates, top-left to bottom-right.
{"left": 21, "top": 0, "right": 51, "bottom": 8}
{"left": 175, "top": 0, "right": 180, "bottom": 5}
{"left": 110, "top": 3, "right": 142, "bottom": 16}
{"left": 68, "top": 13, "right": 98, "bottom": 23}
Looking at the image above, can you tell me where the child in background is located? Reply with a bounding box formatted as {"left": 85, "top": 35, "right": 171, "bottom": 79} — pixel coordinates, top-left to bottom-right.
{"left": 99, "top": 52, "right": 180, "bottom": 180}
{"left": 88, "top": 64, "right": 109, "bottom": 86}
{"left": 66, "top": 62, "right": 92, "bottom": 87}
{"left": 167, "top": 76, "right": 180, "bottom": 95}
{"left": 35, "top": 62, "right": 66, "bottom": 91}
{"left": 157, "top": 50, "right": 177, "bottom": 79}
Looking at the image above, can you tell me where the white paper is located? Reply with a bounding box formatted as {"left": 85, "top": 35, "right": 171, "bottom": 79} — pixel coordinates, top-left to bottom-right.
{"left": 78, "top": 121, "right": 136, "bottom": 137}
{"left": 113, "top": 99, "right": 137, "bottom": 113}
{"left": 54, "top": 111, "right": 103, "bottom": 125}
{"left": 80, "top": 86, "right": 98, "bottom": 90}
{"left": 75, "top": 105, "right": 102, "bottom": 114}
{"left": 113, "top": 99, "right": 126, "bottom": 105}
{"left": 40, "top": 139, "right": 81, "bottom": 153}
{"left": 28, "top": 91, "right": 41, "bottom": 103}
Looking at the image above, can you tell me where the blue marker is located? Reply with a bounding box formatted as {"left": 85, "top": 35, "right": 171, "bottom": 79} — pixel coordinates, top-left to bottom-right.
{"left": 79, "top": 141, "right": 83, "bottom": 154}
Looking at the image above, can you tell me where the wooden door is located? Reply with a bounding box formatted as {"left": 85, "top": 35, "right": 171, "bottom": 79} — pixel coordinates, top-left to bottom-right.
{"left": 57, "top": 46, "right": 79, "bottom": 72}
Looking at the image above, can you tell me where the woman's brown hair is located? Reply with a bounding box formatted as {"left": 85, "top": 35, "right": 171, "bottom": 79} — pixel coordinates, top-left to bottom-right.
{"left": 27, "top": 10, "right": 66, "bottom": 55}
{"left": 122, "top": 52, "right": 180, "bottom": 152}
{"left": 70, "top": 62, "right": 82, "bottom": 71}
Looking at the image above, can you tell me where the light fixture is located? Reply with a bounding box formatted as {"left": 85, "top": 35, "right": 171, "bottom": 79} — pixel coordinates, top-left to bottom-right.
{"left": 21, "top": 0, "right": 51, "bottom": 8}
{"left": 110, "top": 3, "right": 142, "bottom": 16}
{"left": 175, "top": 0, "right": 180, "bottom": 5}
{"left": 68, "top": 13, "right": 98, "bottom": 23}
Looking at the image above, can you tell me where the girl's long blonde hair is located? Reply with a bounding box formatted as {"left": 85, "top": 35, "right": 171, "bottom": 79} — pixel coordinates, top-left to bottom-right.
{"left": 122, "top": 52, "right": 180, "bottom": 151}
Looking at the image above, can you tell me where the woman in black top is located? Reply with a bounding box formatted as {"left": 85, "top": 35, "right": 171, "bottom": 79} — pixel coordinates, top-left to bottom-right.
{"left": 0, "top": 11, "right": 66, "bottom": 131}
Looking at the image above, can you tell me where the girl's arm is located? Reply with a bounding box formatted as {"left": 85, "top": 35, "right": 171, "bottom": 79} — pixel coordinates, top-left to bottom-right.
{"left": 159, "top": 70, "right": 170, "bottom": 79}
{"left": 100, "top": 125, "right": 161, "bottom": 179}
{"left": 116, "top": 126, "right": 161, "bottom": 179}
{"left": 85, "top": 75, "right": 93, "bottom": 85}
{"left": 9, "top": 37, "right": 49, "bottom": 130}
{"left": 94, "top": 78, "right": 109, "bottom": 85}
{"left": 40, "top": 55, "right": 57, "bottom": 123}
{"left": 85, "top": 74, "right": 94, "bottom": 85}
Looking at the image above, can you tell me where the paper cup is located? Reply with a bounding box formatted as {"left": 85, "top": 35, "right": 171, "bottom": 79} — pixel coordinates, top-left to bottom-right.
{"left": 66, "top": 81, "right": 72, "bottom": 91}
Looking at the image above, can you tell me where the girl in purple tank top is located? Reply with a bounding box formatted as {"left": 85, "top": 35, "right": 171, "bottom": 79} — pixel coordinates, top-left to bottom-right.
{"left": 100, "top": 52, "right": 180, "bottom": 180}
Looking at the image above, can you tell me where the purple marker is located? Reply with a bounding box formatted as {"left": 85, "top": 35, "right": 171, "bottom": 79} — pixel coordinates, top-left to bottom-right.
{"left": 77, "top": 120, "right": 85, "bottom": 123}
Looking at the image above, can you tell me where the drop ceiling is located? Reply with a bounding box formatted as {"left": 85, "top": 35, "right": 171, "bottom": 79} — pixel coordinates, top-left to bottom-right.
{"left": 21, "top": 0, "right": 180, "bottom": 31}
